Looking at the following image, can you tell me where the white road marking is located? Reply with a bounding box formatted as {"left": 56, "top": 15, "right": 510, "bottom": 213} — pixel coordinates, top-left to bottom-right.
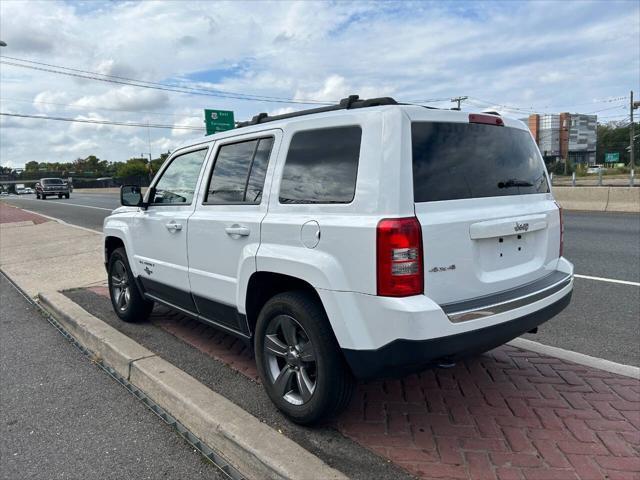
{"left": 509, "top": 338, "right": 639, "bottom": 379}
{"left": 574, "top": 273, "right": 640, "bottom": 287}
{"left": 9, "top": 197, "right": 113, "bottom": 211}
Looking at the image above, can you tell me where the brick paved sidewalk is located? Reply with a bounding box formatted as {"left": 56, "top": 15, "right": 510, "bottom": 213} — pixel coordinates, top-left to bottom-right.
{"left": 88, "top": 286, "right": 640, "bottom": 480}
{"left": 0, "top": 202, "right": 49, "bottom": 225}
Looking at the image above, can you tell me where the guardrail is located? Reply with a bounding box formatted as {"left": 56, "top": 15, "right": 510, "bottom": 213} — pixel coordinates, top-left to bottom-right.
{"left": 550, "top": 171, "right": 636, "bottom": 187}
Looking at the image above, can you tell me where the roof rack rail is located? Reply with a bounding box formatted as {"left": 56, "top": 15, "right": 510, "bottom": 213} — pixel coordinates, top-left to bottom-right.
{"left": 235, "top": 95, "right": 398, "bottom": 128}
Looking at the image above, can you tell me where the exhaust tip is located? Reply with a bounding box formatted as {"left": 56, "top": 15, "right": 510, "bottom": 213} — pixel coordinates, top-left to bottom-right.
{"left": 436, "top": 360, "right": 456, "bottom": 369}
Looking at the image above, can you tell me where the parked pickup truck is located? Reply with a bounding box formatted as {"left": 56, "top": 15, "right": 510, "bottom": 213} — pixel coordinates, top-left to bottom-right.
{"left": 103, "top": 95, "right": 574, "bottom": 424}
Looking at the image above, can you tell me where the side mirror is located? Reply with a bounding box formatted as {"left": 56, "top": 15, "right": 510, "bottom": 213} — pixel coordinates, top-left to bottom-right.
{"left": 120, "top": 185, "right": 143, "bottom": 207}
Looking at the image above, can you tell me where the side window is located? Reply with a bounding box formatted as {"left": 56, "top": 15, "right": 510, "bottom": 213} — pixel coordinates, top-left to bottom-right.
{"left": 279, "top": 126, "right": 362, "bottom": 204}
{"left": 205, "top": 137, "right": 274, "bottom": 204}
{"left": 152, "top": 149, "right": 207, "bottom": 205}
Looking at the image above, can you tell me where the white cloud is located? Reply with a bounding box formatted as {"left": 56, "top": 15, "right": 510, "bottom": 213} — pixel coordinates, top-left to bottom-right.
{"left": 0, "top": 0, "right": 637, "bottom": 168}
{"left": 171, "top": 115, "right": 205, "bottom": 137}
{"left": 52, "top": 138, "right": 99, "bottom": 153}
{"left": 69, "top": 112, "right": 113, "bottom": 132}
{"left": 33, "top": 91, "right": 71, "bottom": 112}
{"left": 72, "top": 86, "right": 169, "bottom": 112}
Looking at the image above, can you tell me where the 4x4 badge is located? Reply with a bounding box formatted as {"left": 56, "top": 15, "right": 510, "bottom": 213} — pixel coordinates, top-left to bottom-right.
{"left": 429, "top": 265, "right": 456, "bottom": 273}
{"left": 514, "top": 222, "right": 529, "bottom": 232}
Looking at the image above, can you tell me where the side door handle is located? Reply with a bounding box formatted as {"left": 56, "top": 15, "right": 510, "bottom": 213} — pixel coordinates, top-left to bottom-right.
{"left": 225, "top": 224, "right": 250, "bottom": 237}
{"left": 165, "top": 221, "right": 183, "bottom": 232}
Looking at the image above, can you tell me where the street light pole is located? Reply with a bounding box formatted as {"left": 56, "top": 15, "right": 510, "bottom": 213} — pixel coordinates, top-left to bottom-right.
{"left": 631, "top": 91, "right": 637, "bottom": 174}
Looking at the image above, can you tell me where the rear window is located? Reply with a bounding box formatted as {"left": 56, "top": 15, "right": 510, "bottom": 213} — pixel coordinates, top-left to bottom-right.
{"left": 279, "top": 126, "right": 361, "bottom": 204}
{"left": 43, "top": 179, "right": 64, "bottom": 185}
{"left": 412, "top": 122, "right": 549, "bottom": 203}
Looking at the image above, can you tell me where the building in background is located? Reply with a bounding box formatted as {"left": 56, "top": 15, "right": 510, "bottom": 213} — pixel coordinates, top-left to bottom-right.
{"left": 525, "top": 113, "right": 597, "bottom": 165}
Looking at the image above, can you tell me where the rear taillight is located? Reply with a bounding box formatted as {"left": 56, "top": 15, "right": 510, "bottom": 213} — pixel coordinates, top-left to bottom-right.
{"left": 555, "top": 201, "right": 564, "bottom": 257}
{"left": 377, "top": 217, "right": 423, "bottom": 297}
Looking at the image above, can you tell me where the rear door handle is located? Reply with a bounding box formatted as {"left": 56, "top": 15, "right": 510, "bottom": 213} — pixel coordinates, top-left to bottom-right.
{"left": 165, "top": 221, "right": 183, "bottom": 232}
{"left": 225, "top": 225, "right": 250, "bottom": 237}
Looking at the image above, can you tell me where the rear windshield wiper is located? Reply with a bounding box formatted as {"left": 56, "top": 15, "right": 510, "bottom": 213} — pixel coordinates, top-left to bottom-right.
{"left": 498, "top": 179, "right": 533, "bottom": 189}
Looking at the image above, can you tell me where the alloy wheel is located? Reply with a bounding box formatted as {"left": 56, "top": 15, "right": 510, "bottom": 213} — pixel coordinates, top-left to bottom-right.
{"left": 110, "top": 259, "right": 131, "bottom": 312}
{"left": 263, "top": 314, "right": 317, "bottom": 406}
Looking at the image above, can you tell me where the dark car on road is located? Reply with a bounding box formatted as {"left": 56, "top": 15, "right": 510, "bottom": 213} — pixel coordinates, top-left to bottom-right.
{"left": 35, "top": 178, "right": 70, "bottom": 199}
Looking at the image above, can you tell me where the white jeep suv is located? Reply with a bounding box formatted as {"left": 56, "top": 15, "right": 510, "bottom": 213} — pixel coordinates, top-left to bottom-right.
{"left": 103, "top": 96, "right": 573, "bottom": 424}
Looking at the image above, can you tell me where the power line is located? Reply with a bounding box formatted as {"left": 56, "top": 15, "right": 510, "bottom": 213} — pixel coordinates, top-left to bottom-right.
{"left": 468, "top": 96, "right": 630, "bottom": 115}
{"left": 0, "top": 57, "right": 333, "bottom": 105}
{"left": 0, "top": 55, "right": 332, "bottom": 104}
{"left": 584, "top": 104, "right": 626, "bottom": 114}
{"left": 0, "top": 97, "right": 203, "bottom": 119}
{"left": 0, "top": 112, "right": 204, "bottom": 130}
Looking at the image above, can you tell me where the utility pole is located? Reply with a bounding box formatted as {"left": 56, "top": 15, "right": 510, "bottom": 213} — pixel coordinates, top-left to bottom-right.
{"left": 450, "top": 96, "right": 468, "bottom": 111}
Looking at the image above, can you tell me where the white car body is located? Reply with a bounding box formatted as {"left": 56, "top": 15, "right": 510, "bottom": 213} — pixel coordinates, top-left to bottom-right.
{"left": 104, "top": 102, "right": 573, "bottom": 379}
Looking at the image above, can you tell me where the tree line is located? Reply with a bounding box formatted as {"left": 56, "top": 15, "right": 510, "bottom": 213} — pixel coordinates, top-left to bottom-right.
{"left": 0, "top": 153, "right": 171, "bottom": 181}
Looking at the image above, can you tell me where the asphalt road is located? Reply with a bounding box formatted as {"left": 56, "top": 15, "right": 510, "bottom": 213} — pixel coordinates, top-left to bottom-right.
{"left": 562, "top": 210, "right": 640, "bottom": 283}
{"left": 2, "top": 192, "right": 639, "bottom": 365}
{"left": 1, "top": 192, "right": 118, "bottom": 231}
{"left": 0, "top": 275, "right": 225, "bottom": 480}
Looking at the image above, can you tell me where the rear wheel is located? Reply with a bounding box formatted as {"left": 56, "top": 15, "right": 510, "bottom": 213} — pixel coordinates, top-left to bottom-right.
{"left": 108, "top": 247, "right": 153, "bottom": 322}
{"left": 255, "top": 291, "right": 354, "bottom": 424}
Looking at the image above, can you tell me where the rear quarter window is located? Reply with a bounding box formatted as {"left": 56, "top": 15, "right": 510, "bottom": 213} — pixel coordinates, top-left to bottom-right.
{"left": 412, "top": 122, "right": 549, "bottom": 203}
{"left": 279, "top": 126, "right": 362, "bottom": 204}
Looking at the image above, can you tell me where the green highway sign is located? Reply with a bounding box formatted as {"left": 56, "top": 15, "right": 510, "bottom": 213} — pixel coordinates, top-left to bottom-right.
{"left": 204, "top": 109, "right": 235, "bottom": 135}
{"left": 604, "top": 152, "right": 620, "bottom": 163}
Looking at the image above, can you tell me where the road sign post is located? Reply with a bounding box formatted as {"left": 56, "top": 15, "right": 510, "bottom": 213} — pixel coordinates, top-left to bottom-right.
{"left": 204, "top": 109, "right": 235, "bottom": 135}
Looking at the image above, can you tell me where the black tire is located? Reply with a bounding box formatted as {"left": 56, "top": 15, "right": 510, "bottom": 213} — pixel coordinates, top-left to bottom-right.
{"left": 41, "top": 194, "right": 46, "bottom": 200}
{"left": 58, "top": 194, "right": 63, "bottom": 198}
{"left": 65, "top": 193, "right": 70, "bottom": 199}
{"left": 107, "top": 247, "right": 154, "bottom": 323}
{"left": 255, "top": 291, "right": 354, "bottom": 425}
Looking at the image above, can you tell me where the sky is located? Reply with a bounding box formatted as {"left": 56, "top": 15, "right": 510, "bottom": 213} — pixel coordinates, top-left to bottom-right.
{"left": 0, "top": 0, "right": 638, "bottom": 169}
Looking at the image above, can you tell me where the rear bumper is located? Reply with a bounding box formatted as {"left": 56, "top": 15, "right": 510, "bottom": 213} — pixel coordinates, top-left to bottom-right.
{"left": 343, "top": 289, "right": 572, "bottom": 379}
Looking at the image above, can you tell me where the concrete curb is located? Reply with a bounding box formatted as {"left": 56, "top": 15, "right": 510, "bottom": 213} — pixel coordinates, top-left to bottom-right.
{"left": 37, "top": 290, "right": 347, "bottom": 480}
{"left": 553, "top": 186, "right": 640, "bottom": 213}
{"left": 38, "top": 292, "right": 154, "bottom": 380}
{"left": 508, "top": 337, "right": 640, "bottom": 379}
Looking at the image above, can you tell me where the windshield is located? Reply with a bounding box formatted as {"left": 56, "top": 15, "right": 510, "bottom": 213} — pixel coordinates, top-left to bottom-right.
{"left": 43, "top": 178, "right": 64, "bottom": 185}
{"left": 412, "top": 122, "right": 549, "bottom": 203}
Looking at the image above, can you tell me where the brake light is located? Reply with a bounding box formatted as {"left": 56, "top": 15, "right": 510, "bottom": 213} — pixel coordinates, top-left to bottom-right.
{"left": 377, "top": 217, "right": 423, "bottom": 297}
{"left": 469, "top": 113, "right": 504, "bottom": 126}
{"left": 555, "top": 201, "right": 564, "bottom": 257}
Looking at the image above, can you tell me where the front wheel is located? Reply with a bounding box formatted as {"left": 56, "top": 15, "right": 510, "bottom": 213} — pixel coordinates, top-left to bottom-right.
{"left": 41, "top": 194, "right": 46, "bottom": 200}
{"left": 108, "top": 247, "right": 154, "bottom": 322}
{"left": 65, "top": 193, "right": 70, "bottom": 199}
{"left": 255, "top": 291, "right": 354, "bottom": 425}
